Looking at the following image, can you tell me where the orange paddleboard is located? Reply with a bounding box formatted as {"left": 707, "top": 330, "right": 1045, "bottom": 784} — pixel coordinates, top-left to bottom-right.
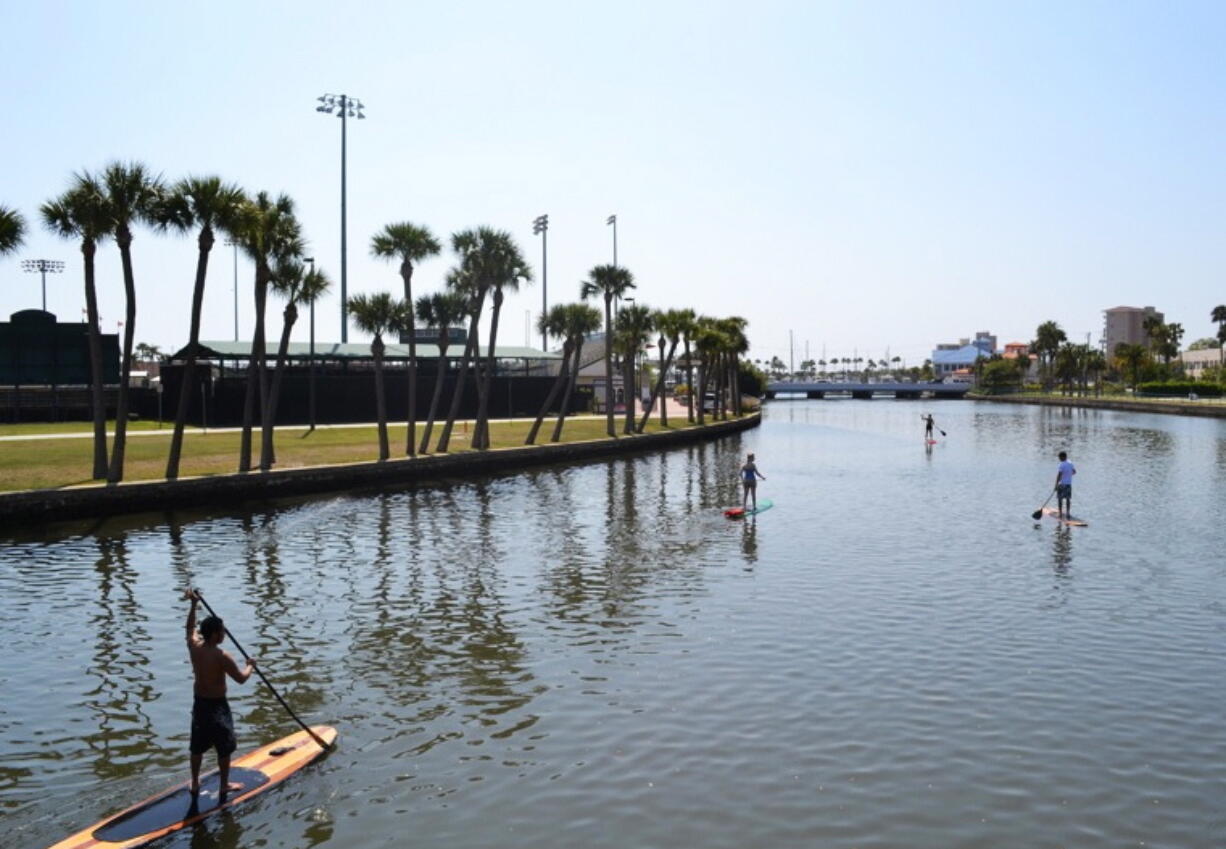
{"left": 47, "top": 725, "right": 337, "bottom": 849}
{"left": 1042, "top": 507, "right": 1088, "bottom": 527}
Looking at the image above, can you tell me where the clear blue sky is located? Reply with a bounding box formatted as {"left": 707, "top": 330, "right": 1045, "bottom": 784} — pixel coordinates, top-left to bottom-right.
{"left": 2, "top": 0, "right": 1223, "bottom": 367}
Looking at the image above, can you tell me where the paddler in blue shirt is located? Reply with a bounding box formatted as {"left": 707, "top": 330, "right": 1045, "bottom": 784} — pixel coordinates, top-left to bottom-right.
{"left": 1054, "top": 451, "right": 1077, "bottom": 519}
{"left": 740, "top": 453, "right": 766, "bottom": 511}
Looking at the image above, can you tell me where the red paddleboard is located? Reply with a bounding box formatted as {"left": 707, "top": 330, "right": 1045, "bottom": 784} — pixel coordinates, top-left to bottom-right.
{"left": 47, "top": 725, "right": 337, "bottom": 849}
{"left": 724, "top": 498, "right": 773, "bottom": 518}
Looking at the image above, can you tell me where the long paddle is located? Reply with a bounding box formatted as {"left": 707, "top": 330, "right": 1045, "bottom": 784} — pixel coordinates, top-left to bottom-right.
{"left": 192, "top": 590, "right": 333, "bottom": 751}
{"left": 1031, "top": 489, "right": 1056, "bottom": 521}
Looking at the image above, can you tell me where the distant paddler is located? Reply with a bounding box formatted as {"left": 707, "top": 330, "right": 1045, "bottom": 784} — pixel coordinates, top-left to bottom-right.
{"left": 183, "top": 589, "right": 257, "bottom": 804}
{"left": 921, "top": 413, "right": 946, "bottom": 441}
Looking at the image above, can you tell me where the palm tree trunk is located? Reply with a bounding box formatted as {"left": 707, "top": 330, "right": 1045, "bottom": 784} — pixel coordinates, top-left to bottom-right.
{"left": 603, "top": 294, "right": 615, "bottom": 437}
{"left": 418, "top": 340, "right": 450, "bottom": 454}
{"left": 696, "top": 359, "right": 707, "bottom": 426}
{"left": 683, "top": 338, "right": 695, "bottom": 423}
{"left": 107, "top": 233, "right": 137, "bottom": 484}
{"left": 167, "top": 228, "right": 212, "bottom": 480}
{"left": 622, "top": 346, "right": 636, "bottom": 434}
{"left": 239, "top": 270, "right": 268, "bottom": 472}
{"left": 81, "top": 239, "right": 108, "bottom": 479}
{"left": 260, "top": 302, "right": 298, "bottom": 471}
{"left": 527, "top": 339, "right": 572, "bottom": 444}
{"left": 402, "top": 265, "right": 417, "bottom": 457}
{"left": 638, "top": 339, "right": 676, "bottom": 433}
{"left": 474, "top": 288, "right": 504, "bottom": 450}
{"left": 437, "top": 291, "right": 486, "bottom": 452}
{"left": 255, "top": 276, "right": 273, "bottom": 470}
{"left": 551, "top": 338, "right": 584, "bottom": 443}
{"left": 372, "top": 338, "right": 389, "bottom": 461}
{"left": 725, "top": 355, "right": 735, "bottom": 414}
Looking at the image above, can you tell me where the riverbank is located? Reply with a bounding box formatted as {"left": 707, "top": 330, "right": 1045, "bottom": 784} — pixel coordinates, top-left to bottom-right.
{"left": 969, "top": 393, "right": 1226, "bottom": 419}
{"left": 0, "top": 413, "right": 759, "bottom": 526}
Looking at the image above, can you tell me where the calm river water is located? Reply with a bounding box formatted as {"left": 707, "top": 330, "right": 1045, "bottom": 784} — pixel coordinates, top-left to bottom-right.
{"left": 3, "top": 400, "right": 1225, "bottom": 849}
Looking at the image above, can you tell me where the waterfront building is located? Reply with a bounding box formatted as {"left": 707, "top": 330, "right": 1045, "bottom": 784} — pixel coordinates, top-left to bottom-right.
{"left": 1178, "top": 347, "right": 1221, "bottom": 378}
{"left": 1103, "top": 305, "right": 1163, "bottom": 354}
{"left": 1002, "top": 341, "right": 1038, "bottom": 381}
{"left": 931, "top": 330, "right": 998, "bottom": 380}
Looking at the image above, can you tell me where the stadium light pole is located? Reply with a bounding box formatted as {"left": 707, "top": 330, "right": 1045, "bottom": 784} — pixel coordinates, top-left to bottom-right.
{"left": 316, "top": 93, "right": 365, "bottom": 343}
{"left": 21, "top": 259, "right": 64, "bottom": 311}
{"left": 222, "top": 238, "right": 240, "bottom": 341}
{"left": 533, "top": 214, "right": 548, "bottom": 350}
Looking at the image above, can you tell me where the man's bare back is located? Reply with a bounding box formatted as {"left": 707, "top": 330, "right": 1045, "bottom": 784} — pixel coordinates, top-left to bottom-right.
{"left": 188, "top": 640, "right": 247, "bottom": 698}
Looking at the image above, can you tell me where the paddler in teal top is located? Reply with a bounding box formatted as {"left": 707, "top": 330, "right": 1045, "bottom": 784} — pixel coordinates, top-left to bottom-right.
{"left": 740, "top": 453, "right": 766, "bottom": 511}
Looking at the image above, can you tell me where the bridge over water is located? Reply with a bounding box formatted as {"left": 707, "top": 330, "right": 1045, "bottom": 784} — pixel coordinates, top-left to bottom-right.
{"left": 764, "top": 381, "right": 971, "bottom": 400}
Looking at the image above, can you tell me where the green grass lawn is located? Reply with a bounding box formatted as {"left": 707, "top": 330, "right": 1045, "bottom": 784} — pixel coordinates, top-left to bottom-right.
{"left": 0, "top": 416, "right": 713, "bottom": 493}
{"left": 0, "top": 420, "right": 169, "bottom": 437}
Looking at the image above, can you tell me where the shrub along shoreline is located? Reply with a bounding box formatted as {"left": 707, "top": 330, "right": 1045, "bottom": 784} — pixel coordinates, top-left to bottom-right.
{"left": 0, "top": 413, "right": 759, "bottom": 527}
{"left": 969, "top": 393, "right": 1226, "bottom": 419}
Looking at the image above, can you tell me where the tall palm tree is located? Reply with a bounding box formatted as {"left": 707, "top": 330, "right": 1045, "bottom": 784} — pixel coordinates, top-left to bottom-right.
{"left": 435, "top": 263, "right": 482, "bottom": 453}
{"left": 263, "top": 260, "right": 330, "bottom": 470}
{"left": 550, "top": 303, "right": 603, "bottom": 443}
{"left": 371, "top": 222, "right": 441, "bottom": 457}
{"left": 1213, "top": 305, "right": 1226, "bottom": 365}
{"left": 415, "top": 291, "right": 467, "bottom": 453}
{"left": 614, "top": 304, "right": 653, "bottom": 433}
{"left": 639, "top": 308, "right": 685, "bottom": 432}
{"left": 234, "top": 192, "right": 303, "bottom": 472}
{"left": 0, "top": 205, "right": 26, "bottom": 255}
{"left": 41, "top": 178, "right": 112, "bottom": 478}
{"left": 579, "top": 264, "right": 635, "bottom": 437}
{"left": 154, "top": 176, "right": 247, "bottom": 480}
{"left": 347, "top": 292, "right": 410, "bottom": 462}
{"left": 675, "top": 309, "right": 697, "bottom": 423}
{"left": 436, "top": 228, "right": 517, "bottom": 452}
{"left": 692, "top": 317, "right": 722, "bottom": 425}
{"left": 526, "top": 304, "right": 571, "bottom": 445}
{"left": 473, "top": 232, "right": 531, "bottom": 450}
{"left": 1032, "top": 320, "right": 1066, "bottom": 389}
{"left": 1114, "top": 342, "right": 1148, "bottom": 389}
{"left": 100, "top": 162, "right": 163, "bottom": 484}
{"left": 719, "top": 316, "right": 748, "bottom": 416}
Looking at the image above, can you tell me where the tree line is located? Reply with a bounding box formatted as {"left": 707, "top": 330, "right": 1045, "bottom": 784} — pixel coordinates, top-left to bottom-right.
{"left": 978, "top": 313, "right": 1226, "bottom": 395}
{"left": 0, "top": 175, "right": 752, "bottom": 485}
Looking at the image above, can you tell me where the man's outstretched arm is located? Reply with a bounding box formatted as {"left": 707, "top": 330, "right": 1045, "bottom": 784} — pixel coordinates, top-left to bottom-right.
{"left": 183, "top": 589, "right": 200, "bottom": 646}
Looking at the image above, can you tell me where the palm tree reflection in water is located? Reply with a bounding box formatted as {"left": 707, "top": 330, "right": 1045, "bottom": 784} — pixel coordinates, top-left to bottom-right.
{"left": 86, "top": 532, "right": 159, "bottom": 781}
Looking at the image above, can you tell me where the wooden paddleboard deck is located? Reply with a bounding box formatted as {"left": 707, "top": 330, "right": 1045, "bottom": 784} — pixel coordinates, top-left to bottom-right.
{"left": 47, "top": 725, "right": 337, "bottom": 849}
{"left": 725, "top": 498, "right": 773, "bottom": 519}
{"left": 1042, "top": 507, "right": 1088, "bottom": 527}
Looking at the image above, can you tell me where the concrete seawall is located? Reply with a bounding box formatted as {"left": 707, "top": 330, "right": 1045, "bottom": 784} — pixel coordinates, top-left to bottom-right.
{"left": 0, "top": 414, "right": 760, "bottom": 526}
{"left": 971, "top": 394, "right": 1226, "bottom": 419}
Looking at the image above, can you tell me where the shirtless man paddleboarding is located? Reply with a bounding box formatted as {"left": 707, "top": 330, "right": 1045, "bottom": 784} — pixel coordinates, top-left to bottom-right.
{"left": 183, "top": 590, "right": 256, "bottom": 804}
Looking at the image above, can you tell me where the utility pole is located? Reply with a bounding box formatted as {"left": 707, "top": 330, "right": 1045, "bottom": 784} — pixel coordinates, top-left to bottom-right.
{"left": 533, "top": 214, "right": 548, "bottom": 350}
{"left": 223, "top": 239, "right": 240, "bottom": 341}
{"left": 789, "top": 330, "right": 794, "bottom": 380}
